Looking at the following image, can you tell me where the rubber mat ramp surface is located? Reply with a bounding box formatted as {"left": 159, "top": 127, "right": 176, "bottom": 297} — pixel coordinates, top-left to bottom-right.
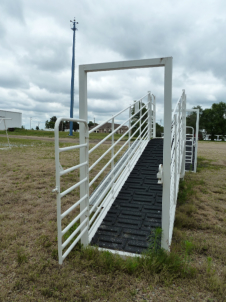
{"left": 91, "top": 138, "right": 163, "bottom": 254}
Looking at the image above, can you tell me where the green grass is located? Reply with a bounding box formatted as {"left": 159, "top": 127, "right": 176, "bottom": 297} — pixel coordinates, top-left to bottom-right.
{"left": 78, "top": 237, "right": 196, "bottom": 281}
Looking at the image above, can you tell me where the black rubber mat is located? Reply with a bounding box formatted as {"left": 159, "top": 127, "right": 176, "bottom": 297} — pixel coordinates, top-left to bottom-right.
{"left": 91, "top": 138, "right": 163, "bottom": 254}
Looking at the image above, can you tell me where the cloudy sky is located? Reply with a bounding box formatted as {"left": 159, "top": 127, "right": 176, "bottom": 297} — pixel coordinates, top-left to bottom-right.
{"left": 0, "top": 0, "right": 226, "bottom": 129}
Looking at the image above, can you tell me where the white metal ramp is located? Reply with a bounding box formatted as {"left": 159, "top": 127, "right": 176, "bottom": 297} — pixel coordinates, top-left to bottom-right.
{"left": 53, "top": 57, "right": 197, "bottom": 264}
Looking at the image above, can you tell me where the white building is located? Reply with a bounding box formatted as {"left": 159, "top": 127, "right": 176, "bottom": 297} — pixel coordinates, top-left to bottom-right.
{"left": 0, "top": 110, "right": 22, "bottom": 130}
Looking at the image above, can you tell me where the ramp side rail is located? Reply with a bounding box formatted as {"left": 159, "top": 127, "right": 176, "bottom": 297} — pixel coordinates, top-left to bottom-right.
{"left": 186, "top": 109, "right": 199, "bottom": 172}
{"left": 168, "top": 90, "right": 186, "bottom": 246}
{"left": 88, "top": 92, "right": 155, "bottom": 242}
{"left": 54, "top": 92, "right": 156, "bottom": 264}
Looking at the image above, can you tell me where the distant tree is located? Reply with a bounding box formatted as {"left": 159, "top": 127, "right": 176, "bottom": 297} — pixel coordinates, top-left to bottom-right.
{"left": 88, "top": 121, "right": 94, "bottom": 128}
{"left": 186, "top": 106, "right": 203, "bottom": 131}
{"left": 45, "top": 116, "right": 57, "bottom": 129}
{"left": 156, "top": 123, "right": 164, "bottom": 137}
{"left": 36, "top": 126, "right": 39, "bottom": 130}
{"left": 73, "top": 122, "right": 79, "bottom": 132}
{"left": 131, "top": 102, "right": 148, "bottom": 136}
{"left": 186, "top": 105, "right": 204, "bottom": 139}
{"left": 59, "top": 121, "right": 69, "bottom": 131}
{"left": 201, "top": 102, "right": 226, "bottom": 140}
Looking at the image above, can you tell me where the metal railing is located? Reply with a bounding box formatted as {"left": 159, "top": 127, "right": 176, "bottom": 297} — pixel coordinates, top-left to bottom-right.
{"left": 54, "top": 92, "right": 156, "bottom": 264}
{"left": 185, "top": 126, "right": 194, "bottom": 166}
{"left": 53, "top": 117, "right": 89, "bottom": 264}
{"left": 169, "top": 90, "right": 186, "bottom": 245}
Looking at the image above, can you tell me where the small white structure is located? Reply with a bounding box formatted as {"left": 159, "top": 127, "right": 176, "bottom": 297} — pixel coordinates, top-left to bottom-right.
{"left": 0, "top": 118, "right": 11, "bottom": 150}
{"left": 0, "top": 110, "right": 22, "bottom": 130}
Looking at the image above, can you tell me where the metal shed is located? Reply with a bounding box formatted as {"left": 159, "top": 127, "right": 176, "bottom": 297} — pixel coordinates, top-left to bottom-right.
{"left": 0, "top": 110, "right": 22, "bottom": 130}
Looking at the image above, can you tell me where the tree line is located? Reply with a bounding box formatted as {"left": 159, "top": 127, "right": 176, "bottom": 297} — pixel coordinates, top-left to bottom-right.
{"left": 186, "top": 102, "right": 226, "bottom": 140}
{"left": 45, "top": 116, "right": 79, "bottom": 131}
{"left": 45, "top": 101, "right": 226, "bottom": 140}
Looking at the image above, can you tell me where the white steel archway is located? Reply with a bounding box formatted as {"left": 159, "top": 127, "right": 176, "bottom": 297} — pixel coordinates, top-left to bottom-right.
{"left": 78, "top": 57, "right": 173, "bottom": 251}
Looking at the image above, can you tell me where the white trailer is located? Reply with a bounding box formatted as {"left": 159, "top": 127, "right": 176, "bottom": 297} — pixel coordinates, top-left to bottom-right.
{"left": 0, "top": 110, "right": 22, "bottom": 130}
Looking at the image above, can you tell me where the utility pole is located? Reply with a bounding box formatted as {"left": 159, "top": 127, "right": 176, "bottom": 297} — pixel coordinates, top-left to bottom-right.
{"left": 69, "top": 18, "right": 79, "bottom": 136}
{"left": 30, "top": 117, "right": 32, "bottom": 130}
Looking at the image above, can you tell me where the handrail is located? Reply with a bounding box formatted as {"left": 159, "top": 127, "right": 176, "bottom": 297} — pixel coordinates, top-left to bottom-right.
{"left": 89, "top": 116, "right": 149, "bottom": 187}
{"left": 89, "top": 92, "right": 149, "bottom": 134}
{"left": 54, "top": 91, "right": 156, "bottom": 264}
{"left": 172, "top": 95, "right": 182, "bottom": 117}
{"left": 89, "top": 109, "right": 149, "bottom": 172}
{"left": 89, "top": 102, "right": 148, "bottom": 154}
{"left": 169, "top": 90, "right": 186, "bottom": 246}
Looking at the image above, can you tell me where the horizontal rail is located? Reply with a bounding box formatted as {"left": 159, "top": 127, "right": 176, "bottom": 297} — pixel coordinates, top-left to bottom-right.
{"left": 89, "top": 93, "right": 149, "bottom": 134}
{"left": 172, "top": 96, "right": 182, "bottom": 117}
{"left": 62, "top": 206, "right": 88, "bottom": 236}
{"left": 89, "top": 115, "right": 149, "bottom": 187}
{"left": 89, "top": 129, "right": 149, "bottom": 225}
{"left": 59, "top": 144, "right": 87, "bottom": 153}
{"left": 89, "top": 102, "right": 148, "bottom": 154}
{"left": 62, "top": 225, "right": 89, "bottom": 260}
{"left": 62, "top": 217, "right": 88, "bottom": 249}
{"left": 55, "top": 117, "right": 87, "bottom": 126}
{"left": 89, "top": 124, "right": 149, "bottom": 215}
{"left": 60, "top": 177, "right": 87, "bottom": 198}
{"left": 61, "top": 194, "right": 88, "bottom": 219}
{"left": 89, "top": 110, "right": 149, "bottom": 172}
{"left": 60, "top": 162, "right": 88, "bottom": 176}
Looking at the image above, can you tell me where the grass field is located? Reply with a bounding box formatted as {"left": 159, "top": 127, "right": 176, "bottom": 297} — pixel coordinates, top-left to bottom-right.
{"left": 0, "top": 128, "right": 128, "bottom": 141}
{"left": 0, "top": 137, "right": 226, "bottom": 301}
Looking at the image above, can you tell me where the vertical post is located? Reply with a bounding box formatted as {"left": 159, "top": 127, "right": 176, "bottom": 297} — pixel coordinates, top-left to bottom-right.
{"left": 54, "top": 120, "right": 62, "bottom": 264}
{"left": 79, "top": 66, "right": 89, "bottom": 246}
{"left": 139, "top": 100, "right": 142, "bottom": 138}
{"left": 128, "top": 106, "right": 131, "bottom": 149}
{"left": 174, "top": 114, "right": 177, "bottom": 204}
{"left": 178, "top": 100, "right": 182, "bottom": 172}
{"left": 153, "top": 95, "right": 156, "bottom": 138}
{"left": 194, "top": 109, "right": 199, "bottom": 173}
{"left": 180, "top": 91, "right": 186, "bottom": 179}
{"left": 148, "top": 91, "right": 151, "bottom": 140}
{"left": 111, "top": 117, "right": 114, "bottom": 174}
{"left": 161, "top": 57, "right": 173, "bottom": 251}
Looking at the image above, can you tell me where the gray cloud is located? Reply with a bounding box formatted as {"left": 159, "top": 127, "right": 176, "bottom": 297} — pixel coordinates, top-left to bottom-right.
{"left": 0, "top": 0, "right": 226, "bottom": 129}
{"left": 0, "top": 0, "right": 24, "bottom": 22}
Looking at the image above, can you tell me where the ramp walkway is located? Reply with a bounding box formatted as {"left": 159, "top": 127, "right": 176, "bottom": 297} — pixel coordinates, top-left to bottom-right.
{"left": 91, "top": 139, "right": 163, "bottom": 254}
